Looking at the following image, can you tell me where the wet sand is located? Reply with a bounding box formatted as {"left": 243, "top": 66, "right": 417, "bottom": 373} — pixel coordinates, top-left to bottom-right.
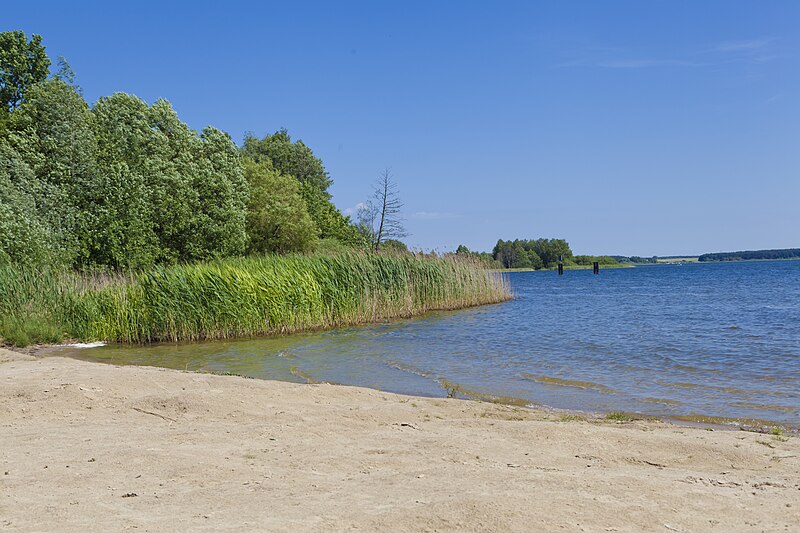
{"left": 1, "top": 348, "right": 798, "bottom": 532}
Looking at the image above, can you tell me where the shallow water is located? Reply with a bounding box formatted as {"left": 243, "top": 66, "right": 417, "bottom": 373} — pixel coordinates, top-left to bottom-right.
{"left": 59, "top": 261, "right": 800, "bottom": 425}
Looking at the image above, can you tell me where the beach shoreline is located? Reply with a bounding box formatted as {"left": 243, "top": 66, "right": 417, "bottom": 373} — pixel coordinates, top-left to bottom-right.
{"left": 1, "top": 347, "right": 798, "bottom": 531}
{"left": 36, "top": 340, "right": 800, "bottom": 434}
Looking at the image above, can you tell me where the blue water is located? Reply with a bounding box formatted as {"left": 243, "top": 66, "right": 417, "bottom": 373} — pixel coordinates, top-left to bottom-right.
{"left": 63, "top": 261, "right": 800, "bottom": 425}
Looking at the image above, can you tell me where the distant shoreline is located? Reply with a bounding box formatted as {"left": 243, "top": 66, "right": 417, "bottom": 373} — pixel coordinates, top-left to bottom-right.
{"left": 500, "top": 257, "right": 800, "bottom": 271}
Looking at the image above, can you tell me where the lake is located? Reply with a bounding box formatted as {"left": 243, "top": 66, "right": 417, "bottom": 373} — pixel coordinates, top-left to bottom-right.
{"left": 59, "top": 260, "right": 800, "bottom": 427}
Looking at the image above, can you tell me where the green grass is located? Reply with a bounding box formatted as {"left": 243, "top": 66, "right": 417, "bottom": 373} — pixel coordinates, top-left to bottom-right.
{"left": 605, "top": 411, "right": 636, "bottom": 422}
{"left": 0, "top": 253, "right": 511, "bottom": 346}
{"left": 771, "top": 426, "right": 789, "bottom": 442}
{"left": 558, "top": 414, "right": 587, "bottom": 422}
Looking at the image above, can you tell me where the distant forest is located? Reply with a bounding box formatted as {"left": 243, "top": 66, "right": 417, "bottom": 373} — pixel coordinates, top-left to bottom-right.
{"left": 611, "top": 255, "right": 659, "bottom": 264}
{"left": 698, "top": 249, "right": 800, "bottom": 262}
{"left": 456, "top": 240, "right": 618, "bottom": 270}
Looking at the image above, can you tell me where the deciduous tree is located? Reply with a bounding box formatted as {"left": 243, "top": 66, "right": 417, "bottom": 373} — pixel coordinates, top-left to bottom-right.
{"left": 0, "top": 31, "right": 50, "bottom": 111}
{"left": 243, "top": 158, "right": 318, "bottom": 254}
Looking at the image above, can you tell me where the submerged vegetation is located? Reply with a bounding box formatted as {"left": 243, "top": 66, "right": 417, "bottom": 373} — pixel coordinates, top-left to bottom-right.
{"left": 0, "top": 254, "right": 510, "bottom": 346}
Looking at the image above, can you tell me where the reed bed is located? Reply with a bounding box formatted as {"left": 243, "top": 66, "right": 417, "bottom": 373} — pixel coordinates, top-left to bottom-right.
{"left": 0, "top": 254, "right": 510, "bottom": 346}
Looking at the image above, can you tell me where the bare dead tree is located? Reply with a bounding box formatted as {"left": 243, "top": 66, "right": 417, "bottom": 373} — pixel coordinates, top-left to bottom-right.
{"left": 356, "top": 201, "right": 379, "bottom": 246}
{"left": 358, "top": 169, "right": 408, "bottom": 251}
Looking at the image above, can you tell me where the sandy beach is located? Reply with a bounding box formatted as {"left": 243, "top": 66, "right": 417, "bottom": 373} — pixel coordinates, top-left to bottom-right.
{"left": 1, "top": 347, "right": 798, "bottom": 532}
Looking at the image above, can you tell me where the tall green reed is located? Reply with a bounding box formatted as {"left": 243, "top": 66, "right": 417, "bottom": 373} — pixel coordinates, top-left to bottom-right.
{"left": 0, "top": 253, "right": 510, "bottom": 346}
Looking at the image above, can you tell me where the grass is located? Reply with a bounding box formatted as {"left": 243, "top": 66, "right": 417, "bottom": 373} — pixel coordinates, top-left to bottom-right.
{"left": 0, "top": 253, "right": 511, "bottom": 346}
{"left": 605, "top": 411, "right": 636, "bottom": 422}
{"left": 771, "top": 426, "right": 789, "bottom": 442}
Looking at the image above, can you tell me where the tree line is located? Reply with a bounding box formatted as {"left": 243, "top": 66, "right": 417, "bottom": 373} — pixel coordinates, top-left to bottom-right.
{"left": 0, "top": 31, "right": 386, "bottom": 269}
{"left": 611, "top": 255, "right": 659, "bottom": 264}
{"left": 454, "top": 240, "right": 618, "bottom": 270}
{"left": 698, "top": 248, "right": 800, "bottom": 262}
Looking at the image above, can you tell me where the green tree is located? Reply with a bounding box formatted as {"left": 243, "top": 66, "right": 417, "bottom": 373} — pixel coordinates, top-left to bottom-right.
{"left": 92, "top": 94, "right": 248, "bottom": 265}
{"left": 531, "top": 238, "right": 573, "bottom": 268}
{"left": 91, "top": 92, "right": 167, "bottom": 266}
{"left": 242, "top": 129, "right": 331, "bottom": 195}
{"left": 244, "top": 158, "right": 318, "bottom": 254}
{"left": 0, "top": 31, "right": 51, "bottom": 111}
{"left": 191, "top": 126, "right": 249, "bottom": 258}
{"left": 380, "top": 239, "right": 410, "bottom": 254}
{"left": 513, "top": 241, "right": 531, "bottom": 268}
{"left": 527, "top": 249, "right": 544, "bottom": 269}
{"left": 0, "top": 139, "right": 59, "bottom": 265}
{"left": 300, "top": 183, "right": 365, "bottom": 246}
{"left": 5, "top": 78, "right": 98, "bottom": 264}
{"left": 493, "top": 240, "right": 516, "bottom": 268}
{"left": 242, "top": 129, "right": 362, "bottom": 246}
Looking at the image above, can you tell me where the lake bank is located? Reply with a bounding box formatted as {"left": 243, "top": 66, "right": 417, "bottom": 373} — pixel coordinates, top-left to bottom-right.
{"left": 48, "top": 261, "right": 800, "bottom": 427}
{"left": 2, "top": 348, "right": 798, "bottom": 532}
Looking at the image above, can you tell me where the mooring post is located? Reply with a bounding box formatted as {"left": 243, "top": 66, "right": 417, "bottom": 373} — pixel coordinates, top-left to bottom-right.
{"left": 593, "top": 261, "right": 599, "bottom": 274}
{"left": 558, "top": 255, "right": 564, "bottom": 276}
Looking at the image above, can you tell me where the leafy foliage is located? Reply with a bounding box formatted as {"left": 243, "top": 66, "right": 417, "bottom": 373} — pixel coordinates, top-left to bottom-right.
{"left": 3, "top": 78, "right": 95, "bottom": 265}
{"left": 491, "top": 238, "right": 619, "bottom": 269}
{"left": 493, "top": 239, "right": 547, "bottom": 269}
{"left": 242, "top": 129, "right": 331, "bottom": 196}
{"left": 242, "top": 129, "right": 363, "bottom": 245}
{"left": 573, "top": 255, "right": 619, "bottom": 266}
{"left": 244, "top": 158, "right": 318, "bottom": 254}
{"left": 300, "top": 183, "right": 366, "bottom": 246}
{"left": 0, "top": 140, "right": 59, "bottom": 265}
{"left": 492, "top": 239, "right": 573, "bottom": 269}
{"left": 0, "top": 31, "right": 364, "bottom": 268}
{"left": 452, "top": 244, "right": 501, "bottom": 268}
{"left": 0, "top": 31, "right": 50, "bottom": 111}
{"left": 380, "top": 239, "right": 410, "bottom": 254}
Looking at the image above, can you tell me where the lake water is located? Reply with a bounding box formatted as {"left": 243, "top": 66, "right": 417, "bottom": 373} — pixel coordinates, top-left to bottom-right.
{"left": 60, "top": 260, "right": 800, "bottom": 427}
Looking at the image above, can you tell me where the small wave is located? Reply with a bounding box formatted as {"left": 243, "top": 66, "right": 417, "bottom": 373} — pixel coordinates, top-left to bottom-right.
{"left": 385, "top": 361, "right": 434, "bottom": 379}
{"left": 438, "top": 379, "right": 531, "bottom": 407}
{"left": 522, "top": 374, "right": 617, "bottom": 394}
{"left": 730, "top": 401, "right": 799, "bottom": 414}
{"left": 641, "top": 397, "right": 683, "bottom": 406}
{"left": 658, "top": 381, "right": 754, "bottom": 396}
{"left": 66, "top": 342, "right": 106, "bottom": 348}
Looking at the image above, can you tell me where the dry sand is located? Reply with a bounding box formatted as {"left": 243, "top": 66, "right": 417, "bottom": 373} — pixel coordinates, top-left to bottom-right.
{"left": 1, "top": 347, "right": 798, "bottom": 532}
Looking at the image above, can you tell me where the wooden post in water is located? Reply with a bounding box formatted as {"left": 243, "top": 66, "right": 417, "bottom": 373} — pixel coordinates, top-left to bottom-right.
{"left": 593, "top": 261, "right": 599, "bottom": 274}
{"left": 558, "top": 255, "right": 564, "bottom": 276}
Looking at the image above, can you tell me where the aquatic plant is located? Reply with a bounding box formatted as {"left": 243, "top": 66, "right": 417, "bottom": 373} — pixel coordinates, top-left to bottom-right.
{"left": 0, "top": 253, "right": 510, "bottom": 346}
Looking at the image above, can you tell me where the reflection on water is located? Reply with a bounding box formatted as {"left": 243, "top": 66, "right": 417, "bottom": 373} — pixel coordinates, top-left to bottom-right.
{"left": 59, "top": 260, "right": 800, "bottom": 426}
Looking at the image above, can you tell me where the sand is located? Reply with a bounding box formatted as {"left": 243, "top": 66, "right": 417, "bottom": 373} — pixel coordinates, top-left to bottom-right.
{"left": 1, "top": 347, "right": 798, "bottom": 532}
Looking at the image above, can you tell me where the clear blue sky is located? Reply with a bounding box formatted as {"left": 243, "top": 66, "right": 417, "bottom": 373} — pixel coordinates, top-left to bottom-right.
{"left": 6, "top": 1, "right": 799, "bottom": 256}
